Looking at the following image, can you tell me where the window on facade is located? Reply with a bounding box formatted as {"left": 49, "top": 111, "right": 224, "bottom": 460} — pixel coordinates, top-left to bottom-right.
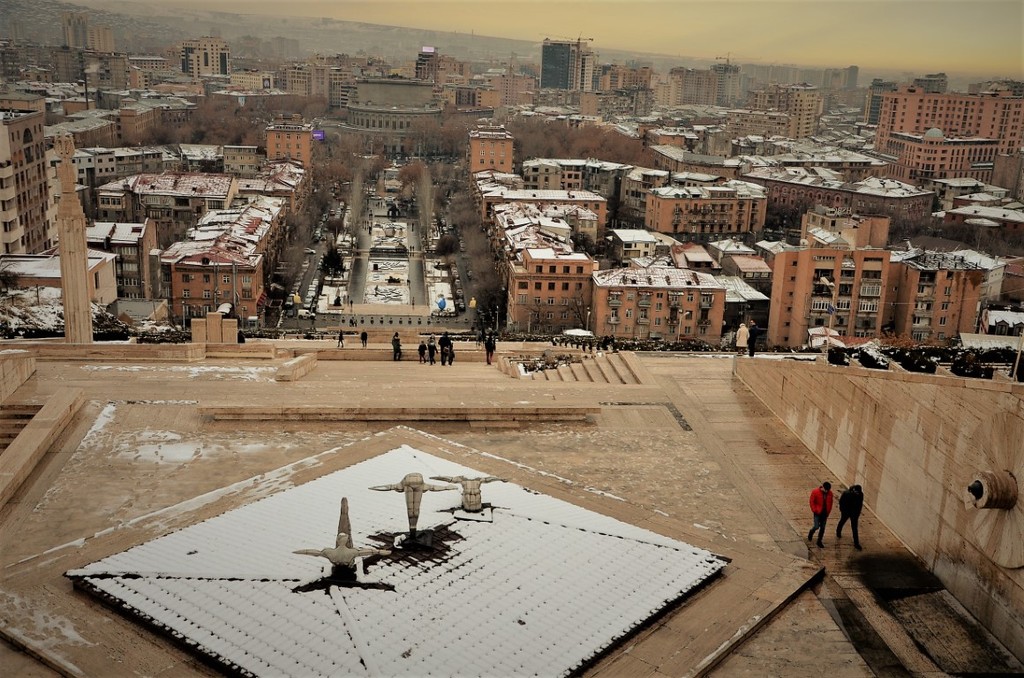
{"left": 182, "top": 273, "right": 191, "bottom": 282}
{"left": 182, "top": 289, "right": 191, "bottom": 298}
{"left": 203, "top": 290, "right": 211, "bottom": 299}
{"left": 534, "top": 282, "right": 542, "bottom": 290}
{"left": 547, "top": 282, "right": 555, "bottom": 291}
{"left": 203, "top": 274, "right": 211, "bottom": 283}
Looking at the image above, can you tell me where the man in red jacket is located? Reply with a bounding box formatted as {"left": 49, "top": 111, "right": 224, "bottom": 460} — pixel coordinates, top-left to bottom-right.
{"left": 807, "top": 481, "right": 833, "bottom": 548}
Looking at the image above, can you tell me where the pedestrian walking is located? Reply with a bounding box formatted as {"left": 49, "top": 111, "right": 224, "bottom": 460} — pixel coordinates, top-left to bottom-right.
{"left": 484, "top": 332, "right": 496, "bottom": 365}
{"left": 747, "top": 320, "right": 761, "bottom": 358}
{"left": 427, "top": 334, "right": 437, "bottom": 365}
{"left": 807, "top": 481, "right": 834, "bottom": 548}
{"left": 337, "top": 329, "right": 344, "bottom": 348}
{"left": 446, "top": 343, "right": 455, "bottom": 366}
{"left": 735, "top": 323, "right": 749, "bottom": 355}
{"left": 360, "top": 330, "right": 368, "bottom": 348}
{"left": 438, "top": 332, "right": 452, "bottom": 367}
{"left": 477, "top": 329, "right": 485, "bottom": 347}
{"left": 418, "top": 340, "right": 427, "bottom": 364}
{"left": 391, "top": 332, "right": 402, "bottom": 361}
{"left": 836, "top": 485, "right": 864, "bottom": 550}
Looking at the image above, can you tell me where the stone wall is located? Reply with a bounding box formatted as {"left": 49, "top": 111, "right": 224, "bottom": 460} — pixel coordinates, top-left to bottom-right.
{"left": 734, "top": 358, "right": 1024, "bottom": 661}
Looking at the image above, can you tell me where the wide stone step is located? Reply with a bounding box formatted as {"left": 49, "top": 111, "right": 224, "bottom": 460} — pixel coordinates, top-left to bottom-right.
{"left": 200, "top": 404, "right": 599, "bottom": 424}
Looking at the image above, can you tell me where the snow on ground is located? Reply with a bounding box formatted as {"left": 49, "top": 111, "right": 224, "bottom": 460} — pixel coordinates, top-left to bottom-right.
{"left": 68, "top": 444, "right": 725, "bottom": 678}
{"left": 80, "top": 364, "right": 276, "bottom": 381}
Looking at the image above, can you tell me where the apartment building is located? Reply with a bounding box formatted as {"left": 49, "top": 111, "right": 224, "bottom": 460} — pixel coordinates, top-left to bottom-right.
{"left": 742, "top": 167, "right": 935, "bottom": 225}
{"left": 591, "top": 266, "right": 726, "bottom": 342}
{"left": 85, "top": 219, "right": 157, "bottom": 299}
{"left": 180, "top": 37, "right": 230, "bottom": 79}
{"left": 265, "top": 115, "right": 313, "bottom": 168}
{"left": 506, "top": 247, "right": 598, "bottom": 333}
{"left": 766, "top": 247, "right": 892, "bottom": 348}
{"left": 864, "top": 78, "right": 898, "bottom": 125}
{"left": 223, "top": 145, "right": 261, "bottom": 178}
{"left": 540, "top": 38, "right": 594, "bottom": 92}
{"left": 875, "top": 87, "right": 1024, "bottom": 161}
{"left": 2, "top": 249, "right": 117, "bottom": 303}
{"left": 887, "top": 250, "right": 984, "bottom": 342}
{"left": 95, "top": 172, "right": 238, "bottom": 248}
{"left": 645, "top": 181, "right": 767, "bottom": 243}
{"left": 878, "top": 128, "right": 1004, "bottom": 184}
{"left": 665, "top": 64, "right": 740, "bottom": 107}
{"left": 159, "top": 200, "right": 284, "bottom": 324}
{"left": 943, "top": 204, "right": 1024, "bottom": 236}
{"left": 468, "top": 126, "right": 514, "bottom": 174}
{"left": 476, "top": 180, "right": 608, "bottom": 229}
{"left": 1, "top": 108, "right": 51, "bottom": 254}
{"left": 607, "top": 228, "right": 658, "bottom": 263}
{"left": 747, "top": 83, "right": 823, "bottom": 139}
{"left": 230, "top": 70, "right": 276, "bottom": 90}
{"left": 800, "top": 205, "right": 890, "bottom": 249}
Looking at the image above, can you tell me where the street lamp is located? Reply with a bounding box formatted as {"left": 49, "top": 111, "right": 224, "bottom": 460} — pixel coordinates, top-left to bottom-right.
{"left": 818, "top": 277, "right": 837, "bottom": 350}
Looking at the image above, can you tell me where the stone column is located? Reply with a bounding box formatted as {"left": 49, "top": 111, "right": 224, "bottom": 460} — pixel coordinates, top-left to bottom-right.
{"left": 54, "top": 134, "right": 93, "bottom": 344}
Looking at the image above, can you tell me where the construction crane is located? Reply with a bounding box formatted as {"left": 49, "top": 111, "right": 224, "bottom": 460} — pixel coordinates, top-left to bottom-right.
{"left": 716, "top": 53, "right": 732, "bottom": 65}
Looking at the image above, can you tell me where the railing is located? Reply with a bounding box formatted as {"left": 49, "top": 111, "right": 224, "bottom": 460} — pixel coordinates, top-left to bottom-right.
{"left": 608, "top": 298, "right": 622, "bottom": 307}
{"left": 637, "top": 317, "right": 650, "bottom": 325}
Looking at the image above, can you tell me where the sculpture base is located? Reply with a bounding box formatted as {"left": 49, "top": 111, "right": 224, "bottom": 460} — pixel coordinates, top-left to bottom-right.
{"left": 396, "top": 529, "right": 435, "bottom": 549}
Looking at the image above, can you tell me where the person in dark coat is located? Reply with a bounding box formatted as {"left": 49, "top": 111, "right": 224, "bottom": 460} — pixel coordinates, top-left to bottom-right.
{"left": 417, "top": 340, "right": 427, "bottom": 364}
{"left": 807, "top": 481, "right": 833, "bottom": 548}
{"left": 747, "top": 320, "right": 761, "bottom": 357}
{"left": 438, "top": 332, "right": 452, "bottom": 366}
{"left": 446, "top": 343, "right": 455, "bottom": 366}
{"left": 391, "top": 332, "right": 402, "bottom": 361}
{"left": 337, "top": 329, "right": 344, "bottom": 348}
{"left": 360, "top": 330, "right": 368, "bottom": 347}
{"left": 484, "top": 333, "right": 496, "bottom": 365}
{"left": 836, "top": 484, "right": 864, "bottom": 550}
{"left": 427, "top": 334, "right": 437, "bottom": 365}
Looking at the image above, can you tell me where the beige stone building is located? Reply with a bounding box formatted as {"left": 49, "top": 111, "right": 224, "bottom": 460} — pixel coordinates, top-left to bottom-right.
{"left": 265, "top": 115, "right": 313, "bottom": 168}
{"left": 507, "top": 247, "right": 597, "bottom": 333}
{"left": 766, "top": 246, "right": 892, "bottom": 348}
{"left": 645, "top": 181, "right": 767, "bottom": 243}
{"left": 85, "top": 219, "right": 158, "bottom": 299}
{"left": 591, "top": 265, "right": 726, "bottom": 342}
{"left": 800, "top": 205, "right": 890, "bottom": 249}
{"left": 747, "top": 83, "right": 823, "bottom": 139}
{"left": 886, "top": 249, "right": 985, "bottom": 343}
{"left": 179, "top": 37, "right": 230, "bottom": 79}
{"left": 468, "top": 126, "right": 514, "bottom": 174}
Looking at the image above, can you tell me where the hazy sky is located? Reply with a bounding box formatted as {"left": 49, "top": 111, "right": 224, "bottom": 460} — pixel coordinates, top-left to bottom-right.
{"left": 162, "top": 0, "right": 1023, "bottom": 76}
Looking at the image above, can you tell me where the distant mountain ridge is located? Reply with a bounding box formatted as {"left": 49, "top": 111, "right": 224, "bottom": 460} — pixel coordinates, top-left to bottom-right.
{"left": 3, "top": 0, "right": 707, "bottom": 70}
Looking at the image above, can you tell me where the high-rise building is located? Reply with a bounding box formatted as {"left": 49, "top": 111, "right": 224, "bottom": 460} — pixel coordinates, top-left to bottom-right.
{"left": 0, "top": 109, "right": 52, "bottom": 254}
{"left": 746, "top": 83, "right": 823, "bottom": 139}
{"left": 61, "top": 12, "right": 89, "bottom": 49}
{"left": 87, "top": 25, "right": 115, "bottom": 53}
{"left": 912, "top": 72, "right": 948, "bottom": 94}
{"left": 874, "top": 86, "right": 1024, "bottom": 182}
{"left": 415, "top": 47, "right": 439, "bottom": 82}
{"left": 540, "top": 38, "right": 594, "bottom": 91}
{"left": 865, "top": 78, "right": 897, "bottom": 125}
{"left": 180, "top": 37, "right": 230, "bottom": 79}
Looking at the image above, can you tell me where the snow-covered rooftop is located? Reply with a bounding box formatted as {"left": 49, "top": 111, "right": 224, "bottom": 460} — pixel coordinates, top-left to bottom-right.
{"left": 67, "top": 445, "right": 724, "bottom": 678}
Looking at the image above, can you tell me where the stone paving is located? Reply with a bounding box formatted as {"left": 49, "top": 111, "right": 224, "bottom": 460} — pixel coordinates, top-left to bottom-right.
{"left": 0, "top": 344, "right": 990, "bottom": 676}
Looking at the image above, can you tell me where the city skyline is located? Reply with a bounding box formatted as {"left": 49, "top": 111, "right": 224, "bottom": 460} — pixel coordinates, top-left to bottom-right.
{"left": 150, "top": 0, "right": 1024, "bottom": 76}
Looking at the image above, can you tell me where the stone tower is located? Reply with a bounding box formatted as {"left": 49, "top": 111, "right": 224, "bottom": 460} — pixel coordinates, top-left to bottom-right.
{"left": 54, "top": 134, "right": 93, "bottom": 344}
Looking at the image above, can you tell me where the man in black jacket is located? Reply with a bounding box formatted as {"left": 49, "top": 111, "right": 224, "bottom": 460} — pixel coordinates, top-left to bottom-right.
{"left": 836, "top": 484, "right": 864, "bottom": 550}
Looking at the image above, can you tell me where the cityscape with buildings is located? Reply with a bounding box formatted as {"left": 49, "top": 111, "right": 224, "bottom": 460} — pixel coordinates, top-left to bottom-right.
{"left": 0, "top": 0, "right": 1022, "bottom": 676}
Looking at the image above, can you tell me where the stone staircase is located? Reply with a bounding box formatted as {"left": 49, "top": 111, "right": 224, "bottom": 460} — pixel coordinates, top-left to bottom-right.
{"left": 0, "top": 404, "right": 42, "bottom": 453}
{"left": 527, "top": 353, "right": 643, "bottom": 385}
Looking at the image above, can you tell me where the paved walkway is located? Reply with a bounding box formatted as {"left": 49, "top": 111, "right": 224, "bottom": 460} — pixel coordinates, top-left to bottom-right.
{"left": 0, "top": 349, "right": 1000, "bottom": 676}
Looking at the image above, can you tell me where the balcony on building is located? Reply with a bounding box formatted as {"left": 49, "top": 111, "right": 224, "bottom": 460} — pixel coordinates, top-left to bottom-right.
{"left": 608, "top": 316, "right": 620, "bottom": 324}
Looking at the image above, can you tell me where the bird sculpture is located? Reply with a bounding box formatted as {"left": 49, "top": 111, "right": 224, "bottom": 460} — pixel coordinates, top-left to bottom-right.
{"left": 430, "top": 475, "right": 505, "bottom": 512}
{"left": 294, "top": 498, "right": 390, "bottom": 570}
{"left": 369, "top": 473, "right": 456, "bottom": 535}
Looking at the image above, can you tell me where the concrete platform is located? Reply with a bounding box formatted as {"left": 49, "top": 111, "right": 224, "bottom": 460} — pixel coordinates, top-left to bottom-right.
{"left": 0, "top": 346, "right": 1000, "bottom": 676}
